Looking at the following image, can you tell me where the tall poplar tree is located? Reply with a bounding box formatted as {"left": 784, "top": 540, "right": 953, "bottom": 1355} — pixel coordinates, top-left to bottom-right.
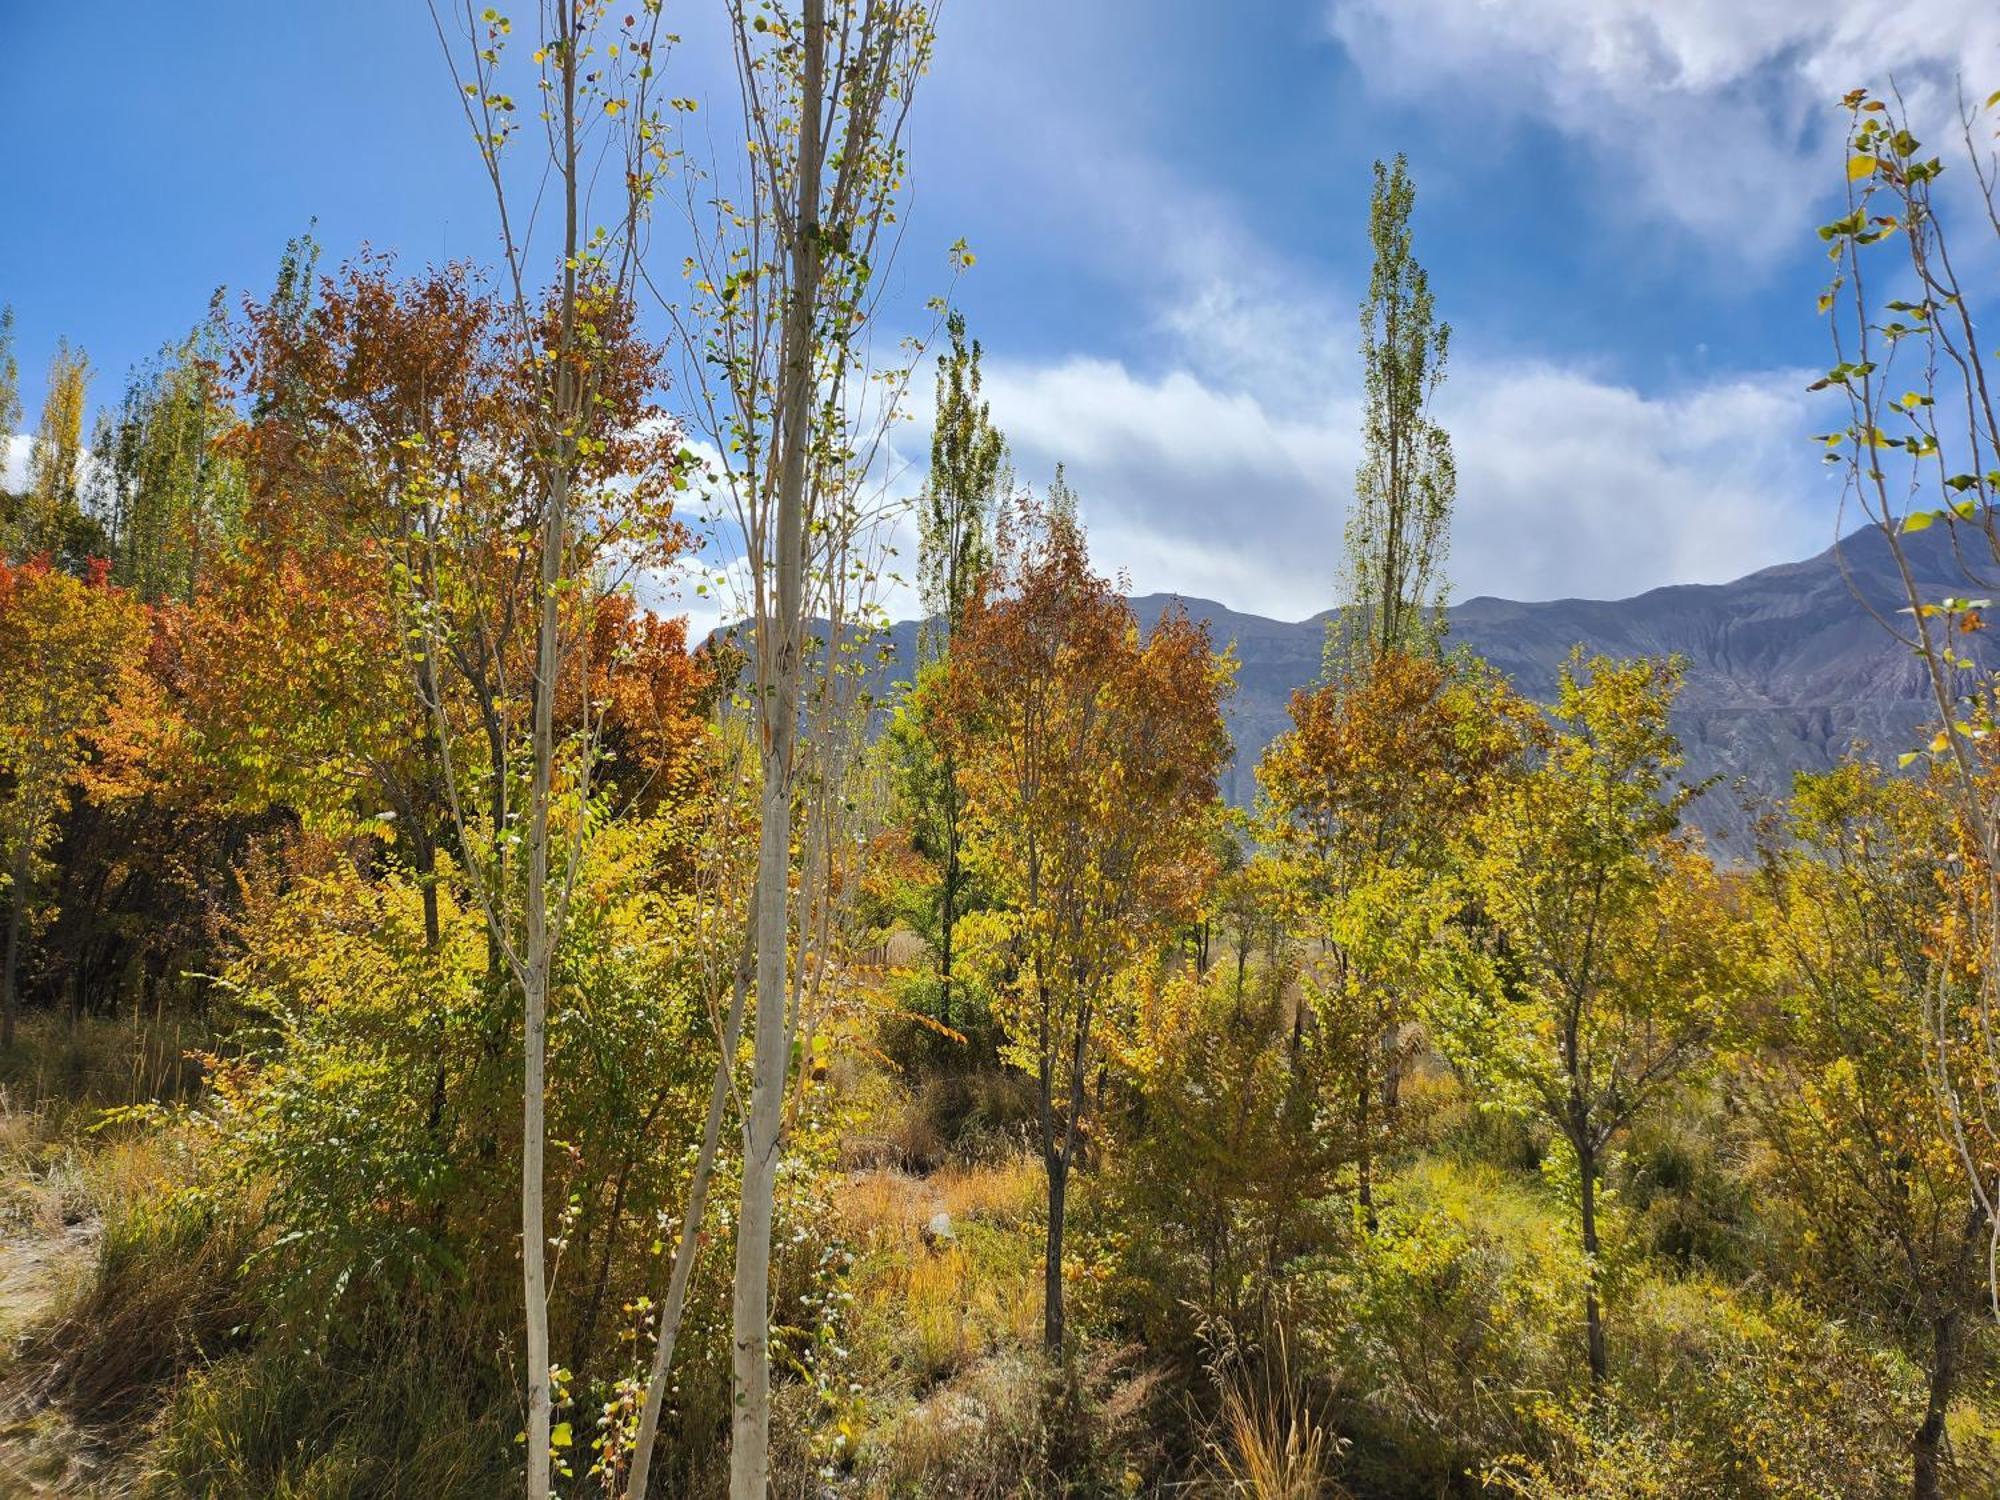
{"left": 902, "top": 312, "right": 1006, "bottom": 1029}
{"left": 1338, "top": 155, "right": 1454, "bottom": 665}
{"left": 22, "top": 339, "right": 90, "bottom": 561}
{"left": 100, "top": 302, "right": 244, "bottom": 603}
{"left": 0, "top": 306, "right": 20, "bottom": 468}
{"left": 428, "top": 6, "right": 673, "bottom": 1491}
{"left": 918, "top": 312, "right": 1005, "bottom": 653}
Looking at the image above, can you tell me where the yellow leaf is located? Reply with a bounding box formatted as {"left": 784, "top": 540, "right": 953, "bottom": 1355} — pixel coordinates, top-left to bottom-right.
{"left": 550, "top": 1421, "right": 573, "bottom": 1449}
{"left": 1847, "top": 154, "right": 1879, "bottom": 180}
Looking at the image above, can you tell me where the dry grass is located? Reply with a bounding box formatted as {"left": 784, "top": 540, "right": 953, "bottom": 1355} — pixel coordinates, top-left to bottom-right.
{"left": 841, "top": 1159, "right": 1046, "bottom": 1387}
{"left": 841, "top": 1072, "right": 1041, "bottom": 1173}
{"left": 839, "top": 1156, "right": 1044, "bottom": 1239}
{"left": 0, "top": 1015, "right": 209, "bottom": 1118}
{"left": 1203, "top": 1337, "right": 1344, "bottom": 1500}
{"left": 863, "top": 1352, "right": 1049, "bottom": 1497}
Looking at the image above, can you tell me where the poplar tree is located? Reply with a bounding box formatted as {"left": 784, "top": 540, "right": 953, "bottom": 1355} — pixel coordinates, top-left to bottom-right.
{"left": 428, "top": 6, "right": 673, "bottom": 1490}
{"left": 0, "top": 306, "right": 19, "bottom": 463}
{"left": 902, "top": 312, "right": 1006, "bottom": 1030}
{"left": 100, "top": 302, "right": 243, "bottom": 603}
{"left": 22, "top": 339, "right": 89, "bottom": 561}
{"left": 1338, "top": 155, "right": 1453, "bottom": 666}
{"left": 918, "top": 312, "right": 1005, "bottom": 652}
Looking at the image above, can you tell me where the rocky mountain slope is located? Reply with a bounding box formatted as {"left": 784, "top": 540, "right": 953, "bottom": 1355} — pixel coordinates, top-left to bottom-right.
{"left": 834, "top": 523, "right": 1988, "bottom": 853}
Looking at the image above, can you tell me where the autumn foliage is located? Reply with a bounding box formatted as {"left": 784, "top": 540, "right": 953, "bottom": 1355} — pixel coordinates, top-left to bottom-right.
{"left": 935, "top": 495, "right": 1232, "bottom": 1350}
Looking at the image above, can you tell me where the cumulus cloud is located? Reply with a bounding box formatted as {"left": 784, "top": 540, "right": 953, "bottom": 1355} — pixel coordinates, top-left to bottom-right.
{"left": 1441, "top": 361, "right": 1828, "bottom": 602}
{"left": 637, "top": 0, "right": 1884, "bottom": 629}
{"left": 2, "top": 435, "right": 27, "bottom": 493}
{"left": 1325, "top": 0, "right": 2000, "bottom": 256}
{"left": 973, "top": 352, "right": 1830, "bottom": 621}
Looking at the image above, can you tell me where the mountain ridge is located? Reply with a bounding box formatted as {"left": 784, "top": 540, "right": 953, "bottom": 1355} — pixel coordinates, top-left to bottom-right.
{"left": 765, "top": 522, "right": 1985, "bottom": 853}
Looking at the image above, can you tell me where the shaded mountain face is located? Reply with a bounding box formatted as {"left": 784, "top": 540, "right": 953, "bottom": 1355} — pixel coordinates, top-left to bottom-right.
{"left": 837, "top": 523, "right": 1987, "bottom": 855}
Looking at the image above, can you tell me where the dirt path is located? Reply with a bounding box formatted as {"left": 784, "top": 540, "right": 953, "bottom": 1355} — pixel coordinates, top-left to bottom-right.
{"left": 0, "top": 1221, "right": 117, "bottom": 1499}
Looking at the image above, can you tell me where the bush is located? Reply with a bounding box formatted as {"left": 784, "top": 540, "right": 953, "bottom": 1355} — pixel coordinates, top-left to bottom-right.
{"left": 1290, "top": 1160, "right": 1582, "bottom": 1496}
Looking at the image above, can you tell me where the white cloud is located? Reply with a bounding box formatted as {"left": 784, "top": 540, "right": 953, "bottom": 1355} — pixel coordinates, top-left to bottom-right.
{"left": 644, "top": 0, "right": 1879, "bottom": 627}
{"left": 2, "top": 435, "right": 27, "bottom": 493}
{"left": 978, "top": 353, "right": 1830, "bottom": 620}
{"left": 1325, "top": 0, "right": 2000, "bottom": 255}
{"left": 1442, "top": 361, "right": 1827, "bottom": 602}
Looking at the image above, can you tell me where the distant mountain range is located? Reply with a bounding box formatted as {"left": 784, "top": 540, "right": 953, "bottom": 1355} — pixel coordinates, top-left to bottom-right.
{"left": 850, "top": 523, "right": 1987, "bottom": 853}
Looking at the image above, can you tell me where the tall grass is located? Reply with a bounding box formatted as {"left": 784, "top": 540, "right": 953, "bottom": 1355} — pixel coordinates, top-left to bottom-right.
{"left": 1204, "top": 1333, "right": 1342, "bottom": 1500}
{"left": 143, "top": 1335, "right": 513, "bottom": 1499}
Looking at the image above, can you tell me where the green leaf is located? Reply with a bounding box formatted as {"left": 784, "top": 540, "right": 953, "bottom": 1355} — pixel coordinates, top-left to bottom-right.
{"left": 1903, "top": 509, "right": 1938, "bottom": 533}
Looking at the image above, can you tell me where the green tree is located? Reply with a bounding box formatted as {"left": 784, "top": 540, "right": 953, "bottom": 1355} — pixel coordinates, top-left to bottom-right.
{"left": 98, "top": 300, "right": 245, "bottom": 603}
{"left": 21, "top": 338, "right": 91, "bottom": 562}
{"left": 1337, "top": 155, "right": 1453, "bottom": 666}
{"left": 0, "top": 305, "right": 20, "bottom": 462}
{"left": 897, "top": 311, "right": 1007, "bottom": 1032}
{"left": 918, "top": 311, "right": 1005, "bottom": 648}
{"left": 1753, "top": 763, "right": 1990, "bottom": 1500}
{"left": 1438, "top": 654, "right": 1753, "bottom": 1384}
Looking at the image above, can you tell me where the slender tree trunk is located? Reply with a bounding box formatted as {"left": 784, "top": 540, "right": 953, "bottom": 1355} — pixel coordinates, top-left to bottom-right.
{"left": 627, "top": 927, "right": 754, "bottom": 1500}
{"left": 938, "top": 823, "right": 955, "bottom": 1033}
{"left": 419, "top": 841, "right": 448, "bottom": 1135}
{"left": 729, "top": 8, "right": 823, "bottom": 1488}
{"left": 1578, "top": 1137, "right": 1606, "bottom": 1385}
{"left": 1043, "top": 1146, "right": 1068, "bottom": 1353}
{"left": 519, "top": 470, "right": 564, "bottom": 1499}
{"left": 1, "top": 849, "right": 25, "bottom": 1052}
{"left": 1357, "top": 1058, "right": 1376, "bottom": 1233}
{"left": 1913, "top": 1305, "right": 1961, "bottom": 1500}
{"left": 731, "top": 743, "right": 795, "bottom": 1498}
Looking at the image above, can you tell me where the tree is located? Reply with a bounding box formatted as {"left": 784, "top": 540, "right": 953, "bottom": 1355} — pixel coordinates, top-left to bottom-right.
{"left": 919, "top": 312, "right": 1006, "bottom": 643}
{"left": 0, "top": 306, "right": 19, "bottom": 459}
{"left": 427, "top": 7, "right": 677, "bottom": 1491}
{"left": 635, "top": 4, "right": 940, "bottom": 1492}
{"left": 1438, "top": 654, "right": 1753, "bottom": 1384}
{"left": 20, "top": 338, "right": 92, "bottom": 563}
{"left": 1337, "top": 155, "right": 1453, "bottom": 667}
{"left": 1260, "top": 649, "right": 1534, "bottom": 1228}
{"left": 941, "top": 494, "right": 1232, "bottom": 1351}
{"left": 896, "top": 312, "right": 1007, "bottom": 1032}
{"left": 0, "top": 558, "right": 149, "bottom": 1048}
{"left": 1815, "top": 87, "right": 2000, "bottom": 1311}
{"left": 97, "top": 298, "right": 245, "bottom": 604}
{"left": 1753, "top": 763, "right": 1990, "bottom": 1500}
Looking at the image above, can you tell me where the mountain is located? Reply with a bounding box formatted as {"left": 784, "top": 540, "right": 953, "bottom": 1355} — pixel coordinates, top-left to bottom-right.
{"left": 809, "top": 523, "right": 1984, "bottom": 854}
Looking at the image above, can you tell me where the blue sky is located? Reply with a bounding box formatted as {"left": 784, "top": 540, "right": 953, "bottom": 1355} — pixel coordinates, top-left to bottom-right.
{"left": 4, "top": 0, "right": 1997, "bottom": 622}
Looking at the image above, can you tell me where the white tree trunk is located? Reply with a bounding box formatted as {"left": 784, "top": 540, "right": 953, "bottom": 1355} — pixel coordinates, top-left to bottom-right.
{"left": 520, "top": 453, "right": 566, "bottom": 1500}
{"left": 729, "top": 8, "right": 823, "bottom": 1485}
{"left": 625, "top": 931, "right": 753, "bottom": 1498}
